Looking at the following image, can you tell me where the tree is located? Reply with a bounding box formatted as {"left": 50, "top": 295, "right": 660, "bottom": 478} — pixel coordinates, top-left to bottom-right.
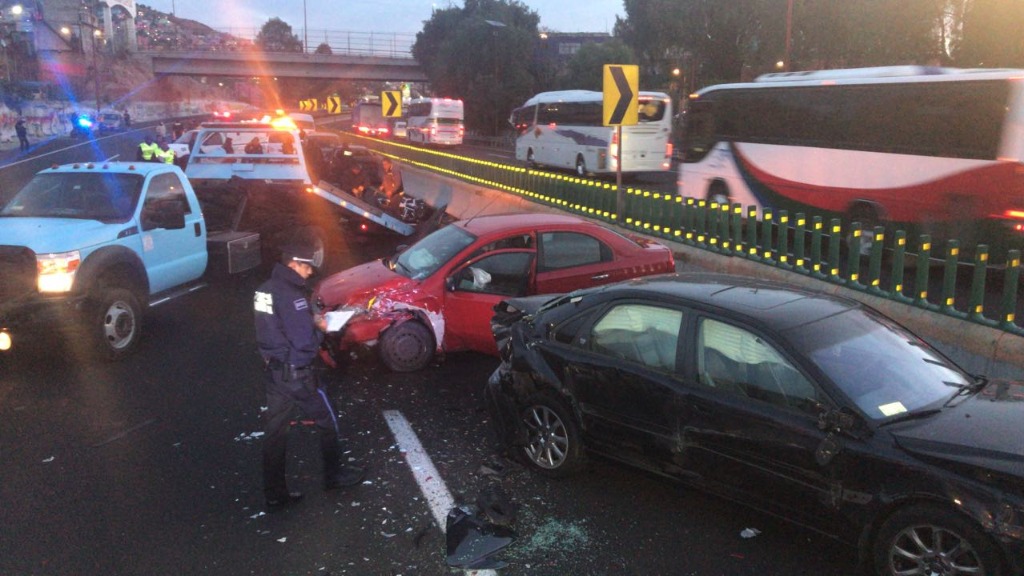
{"left": 315, "top": 42, "right": 333, "bottom": 55}
{"left": 613, "top": 0, "right": 690, "bottom": 88}
{"left": 559, "top": 41, "right": 637, "bottom": 90}
{"left": 954, "top": 0, "right": 1024, "bottom": 67}
{"left": 413, "top": 0, "right": 542, "bottom": 135}
{"left": 255, "top": 17, "right": 303, "bottom": 53}
{"left": 614, "top": 0, "right": 956, "bottom": 91}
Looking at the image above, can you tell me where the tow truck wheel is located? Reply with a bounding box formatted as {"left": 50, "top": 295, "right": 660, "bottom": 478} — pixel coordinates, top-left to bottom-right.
{"left": 89, "top": 288, "right": 142, "bottom": 361}
{"left": 379, "top": 321, "right": 434, "bottom": 372}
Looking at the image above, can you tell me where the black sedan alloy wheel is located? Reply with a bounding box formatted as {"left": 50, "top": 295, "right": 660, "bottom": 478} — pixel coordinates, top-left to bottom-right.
{"left": 874, "top": 505, "right": 1006, "bottom": 576}
{"left": 518, "top": 393, "right": 585, "bottom": 477}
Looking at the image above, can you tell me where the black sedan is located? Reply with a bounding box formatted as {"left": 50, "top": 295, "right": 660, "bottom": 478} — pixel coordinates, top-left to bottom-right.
{"left": 486, "top": 273, "right": 1024, "bottom": 576}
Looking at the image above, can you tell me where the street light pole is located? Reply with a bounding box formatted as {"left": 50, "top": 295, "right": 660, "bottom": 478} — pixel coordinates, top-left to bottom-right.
{"left": 92, "top": 30, "right": 102, "bottom": 117}
{"left": 303, "top": 0, "right": 307, "bottom": 53}
{"left": 784, "top": 0, "right": 793, "bottom": 72}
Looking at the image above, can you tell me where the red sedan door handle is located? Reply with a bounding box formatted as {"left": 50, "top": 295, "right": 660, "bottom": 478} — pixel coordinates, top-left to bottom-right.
{"left": 591, "top": 273, "right": 610, "bottom": 281}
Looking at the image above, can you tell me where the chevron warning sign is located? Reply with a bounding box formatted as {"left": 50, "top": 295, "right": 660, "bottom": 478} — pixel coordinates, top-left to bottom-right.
{"left": 382, "top": 91, "right": 402, "bottom": 118}
{"left": 603, "top": 64, "right": 638, "bottom": 126}
{"left": 327, "top": 96, "right": 342, "bottom": 114}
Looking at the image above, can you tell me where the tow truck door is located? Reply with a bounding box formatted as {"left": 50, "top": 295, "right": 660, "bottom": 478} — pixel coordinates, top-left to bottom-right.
{"left": 138, "top": 171, "right": 207, "bottom": 293}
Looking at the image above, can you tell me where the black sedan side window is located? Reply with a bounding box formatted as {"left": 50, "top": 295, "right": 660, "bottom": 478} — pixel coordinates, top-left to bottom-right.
{"left": 697, "top": 318, "right": 821, "bottom": 415}
{"left": 589, "top": 304, "right": 683, "bottom": 372}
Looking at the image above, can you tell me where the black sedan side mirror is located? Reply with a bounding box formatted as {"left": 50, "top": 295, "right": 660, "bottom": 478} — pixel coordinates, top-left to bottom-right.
{"left": 817, "top": 406, "right": 857, "bottom": 434}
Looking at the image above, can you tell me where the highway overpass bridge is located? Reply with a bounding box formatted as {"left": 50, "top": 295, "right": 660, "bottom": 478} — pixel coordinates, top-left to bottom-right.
{"left": 143, "top": 51, "right": 426, "bottom": 82}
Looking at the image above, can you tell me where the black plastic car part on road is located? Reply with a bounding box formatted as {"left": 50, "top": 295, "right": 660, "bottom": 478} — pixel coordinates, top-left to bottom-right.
{"left": 487, "top": 273, "right": 1024, "bottom": 576}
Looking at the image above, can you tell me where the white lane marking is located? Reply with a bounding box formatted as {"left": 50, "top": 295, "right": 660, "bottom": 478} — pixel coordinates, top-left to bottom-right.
{"left": 383, "top": 410, "right": 497, "bottom": 576}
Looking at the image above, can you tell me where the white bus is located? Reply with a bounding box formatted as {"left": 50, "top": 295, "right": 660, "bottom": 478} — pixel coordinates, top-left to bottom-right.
{"left": 509, "top": 90, "right": 673, "bottom": 176}
{"left": 405, "top": 97, "right": 464, "bottom": 146}
{"left": 678, "top": 66, "right": 1024, "bottom": 250}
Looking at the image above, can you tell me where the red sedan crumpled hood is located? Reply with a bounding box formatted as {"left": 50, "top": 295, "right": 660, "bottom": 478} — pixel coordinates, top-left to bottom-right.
{"left": 314, "top": 259, "right": 414, "bottom": 309}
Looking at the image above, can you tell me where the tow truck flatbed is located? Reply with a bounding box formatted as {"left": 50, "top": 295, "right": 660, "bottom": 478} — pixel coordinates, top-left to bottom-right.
{"left": 315, "top": 180, "right": 415, "bottom": 236}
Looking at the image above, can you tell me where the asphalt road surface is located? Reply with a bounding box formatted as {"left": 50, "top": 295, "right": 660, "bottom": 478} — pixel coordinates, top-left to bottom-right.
{"left": 1, "top": 215, "right": 862, "bottom": 576}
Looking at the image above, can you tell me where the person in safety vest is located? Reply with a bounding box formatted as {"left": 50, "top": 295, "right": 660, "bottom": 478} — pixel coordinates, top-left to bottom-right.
{"left": 137, "top": 135, "right": 158, "bottom": 162}
{"left": 155, "top": 137, "right": 175, "bottom": 164}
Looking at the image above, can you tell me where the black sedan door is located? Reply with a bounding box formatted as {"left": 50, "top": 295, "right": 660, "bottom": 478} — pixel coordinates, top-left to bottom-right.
{"left": 559, "top": 301, "right": 691, "bottom": 472}
{"left": 681, "top": 315, "right": 844, "bottom": 530}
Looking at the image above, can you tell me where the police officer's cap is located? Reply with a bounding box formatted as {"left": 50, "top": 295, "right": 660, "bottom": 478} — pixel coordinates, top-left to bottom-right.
{"left": 281, "top": 244, "right": 317, "bottom": 269}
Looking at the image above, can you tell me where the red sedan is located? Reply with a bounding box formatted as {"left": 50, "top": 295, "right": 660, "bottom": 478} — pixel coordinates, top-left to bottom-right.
{"left": 313, "top": 213, "right": 675, "bottom": 372}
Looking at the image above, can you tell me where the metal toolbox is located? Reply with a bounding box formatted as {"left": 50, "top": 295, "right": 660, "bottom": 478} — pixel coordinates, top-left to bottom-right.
{"left": 206, "top": 230, "right": 261, "bottom": 274}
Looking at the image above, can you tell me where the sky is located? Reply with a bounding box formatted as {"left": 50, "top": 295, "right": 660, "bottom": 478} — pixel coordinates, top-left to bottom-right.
{"left": 142, "top": 1, "right": 624, "bottom": 36}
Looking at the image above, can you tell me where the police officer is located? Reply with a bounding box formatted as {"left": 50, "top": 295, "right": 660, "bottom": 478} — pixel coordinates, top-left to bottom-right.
{"left": 155, "top": 136, "right": 175, "bottom": 165}
{"left": 253, "top": 244, "right": 364, "bottom": 509}
{"left": 137, "top": 134, "right": 157, "bottom": 162}
{"left": 15, "top": 118, "right": 30, "bottom": 152}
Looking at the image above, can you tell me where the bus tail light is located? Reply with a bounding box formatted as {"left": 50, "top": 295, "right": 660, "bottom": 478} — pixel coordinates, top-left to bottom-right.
{"left": 666, "top": 142, "right": 673, "bottom": 158}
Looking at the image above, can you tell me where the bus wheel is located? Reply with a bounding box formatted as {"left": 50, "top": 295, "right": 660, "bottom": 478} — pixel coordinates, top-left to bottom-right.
{"left": 575, "top": 155, "right": 587, "bottom": 177}
{"left": 706, "top": 181, "right": 730, "bottom": 206}
{"left": 526, "top": 149, "right": 536, "bottom": 169}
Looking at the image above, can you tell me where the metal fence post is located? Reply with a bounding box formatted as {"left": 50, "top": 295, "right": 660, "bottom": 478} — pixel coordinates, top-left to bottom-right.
{"left": 827, "top": 219, "right": 842, "bottom": 280}
{"left": 760, "top": 208, "right": 774, "bottom": 261}
{"left": 867, "top": 226, "right": 885, "bottom": 293}
{"left": 890, "top": 230, "right": 909, "bottom": 302}
{"left": 1000, "top": 250, "right": 1021, "bottom": 331}
{"left": 746, "top": 206, "right": 758, "bottom": 259}
{"left": 913, "top": 235, "right": 932, "bottom": 308}
{"left": 940, "top": 239, "right": 963, "bottom": 317}
{"left": 793, "top": 213, "right": 806, "bottom": 272}
{"left": 968, "top": 245, "right": 990, "bottom": 324}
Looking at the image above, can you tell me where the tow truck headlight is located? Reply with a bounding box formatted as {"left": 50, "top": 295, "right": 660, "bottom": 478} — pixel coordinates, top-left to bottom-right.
{"left": 37, "top": 250, "right": 81, "bottom": 293}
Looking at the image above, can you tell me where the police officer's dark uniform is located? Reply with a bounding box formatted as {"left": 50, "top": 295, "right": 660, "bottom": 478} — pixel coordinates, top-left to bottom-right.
{"left": 253, "top": 245, "right": 364, "bottom": 508}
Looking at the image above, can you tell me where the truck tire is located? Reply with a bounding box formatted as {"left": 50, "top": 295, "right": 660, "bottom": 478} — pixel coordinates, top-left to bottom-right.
{"left": 89, "top": 287, "right": 143, "bottom": 361}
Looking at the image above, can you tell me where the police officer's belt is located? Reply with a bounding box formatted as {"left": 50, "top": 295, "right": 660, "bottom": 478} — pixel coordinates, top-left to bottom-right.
{"left": 266, "top": 359, "right": 312, "bottom": 371}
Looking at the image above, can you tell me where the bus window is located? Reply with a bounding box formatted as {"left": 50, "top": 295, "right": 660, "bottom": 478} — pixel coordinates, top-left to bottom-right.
{"left": 682, "top": 99, "right": 716, "bottom": 162}
{"left": 638, "top": 99, "right": 666, "bottom": 122}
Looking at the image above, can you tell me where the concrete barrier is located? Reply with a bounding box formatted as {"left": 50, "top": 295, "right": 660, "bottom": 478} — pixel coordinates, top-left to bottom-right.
{"left": 401, "top": 163, "right": 1024, "bottom": 380}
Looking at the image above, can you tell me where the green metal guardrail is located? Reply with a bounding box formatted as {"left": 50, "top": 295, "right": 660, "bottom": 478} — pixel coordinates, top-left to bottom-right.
{"left": 350, "top": 135, "right": 1023, "bottom": 337}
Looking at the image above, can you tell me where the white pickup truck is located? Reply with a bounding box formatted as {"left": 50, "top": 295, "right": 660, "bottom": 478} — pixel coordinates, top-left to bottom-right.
{"left": 0, "top": 161, "right": 254, "bottom": 359}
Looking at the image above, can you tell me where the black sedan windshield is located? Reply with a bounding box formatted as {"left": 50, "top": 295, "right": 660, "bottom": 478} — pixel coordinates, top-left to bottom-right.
{"left": 392, "top": 224, "right": 476, "bottom": 280}
{"left": 786, "top": 308, "right": 971, "bottom": 421}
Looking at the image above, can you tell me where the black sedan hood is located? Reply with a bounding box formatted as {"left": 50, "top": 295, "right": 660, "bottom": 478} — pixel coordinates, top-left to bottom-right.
{"left": 890, "top": 380, "right": 1024, "bottom": 478}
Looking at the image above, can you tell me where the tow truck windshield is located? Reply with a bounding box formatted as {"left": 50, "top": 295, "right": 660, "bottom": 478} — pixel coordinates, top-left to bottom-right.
{"left": 1, "top": 172, "right": 144, "bottom": 222}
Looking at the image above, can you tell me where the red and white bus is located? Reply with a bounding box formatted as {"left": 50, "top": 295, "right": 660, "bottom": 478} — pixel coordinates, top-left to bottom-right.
{"left": 678, "top": 66, "right": 1024, "bottom": 251}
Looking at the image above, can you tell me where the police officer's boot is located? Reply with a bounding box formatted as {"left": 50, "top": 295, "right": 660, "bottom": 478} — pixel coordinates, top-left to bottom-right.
{"left": 321, "top": 430, "right": 365, "bottom": 490}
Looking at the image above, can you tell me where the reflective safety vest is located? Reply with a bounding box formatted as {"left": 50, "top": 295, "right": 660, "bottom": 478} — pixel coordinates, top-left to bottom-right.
{"left": 157, "top": 147, "right": 175, "bottom": 164}
{"left": 138, "top": 142, "right": 158, "bottom": 161}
